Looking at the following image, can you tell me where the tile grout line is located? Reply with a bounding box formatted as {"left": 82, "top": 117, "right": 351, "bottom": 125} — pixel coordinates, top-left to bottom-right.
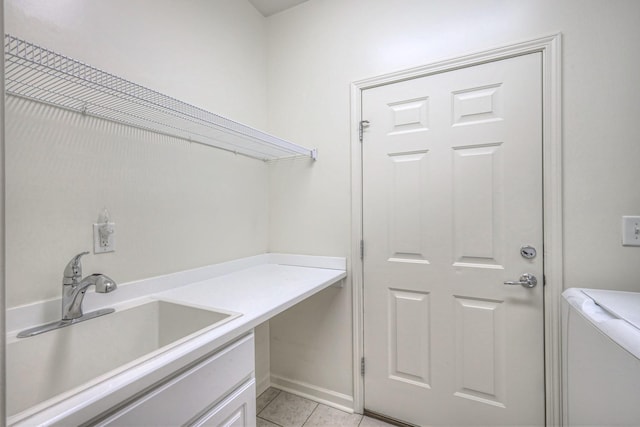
{"left": 300, "top": 401, "right": 320, "bottom": 427}
{"left": 256, "top": 388, "right": 282, "bottom": 419}
{"left": 257, "top": 415, "right": 284, "bottom": 427}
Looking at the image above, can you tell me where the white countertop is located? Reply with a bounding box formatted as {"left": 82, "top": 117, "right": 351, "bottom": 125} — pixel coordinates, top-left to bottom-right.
{"left": 154, "top": 262, "right": 347, "bottom": 352}
{"left": 7, "top": 253, "right": 346, "bottom": 426}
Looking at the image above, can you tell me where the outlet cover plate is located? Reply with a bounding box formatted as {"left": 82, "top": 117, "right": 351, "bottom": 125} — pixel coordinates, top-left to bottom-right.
{"left": 622, "top": 216, "right": 640, "bottom": 247}
{"left": 93, "top": 222, "right": 116, "bottom": 253}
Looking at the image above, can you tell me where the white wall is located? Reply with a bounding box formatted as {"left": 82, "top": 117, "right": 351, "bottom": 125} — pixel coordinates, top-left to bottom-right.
{"left": 5, "top": 0, "right": 270, "bottom": 308}
{"left": 5, "top": 0, "right": 273, "bottom": 408}
{"left": 267, "top": 0, "right": 640, "bottom": 406}
{"left": 6, "top": 0, "right": 268, "bottom": 128}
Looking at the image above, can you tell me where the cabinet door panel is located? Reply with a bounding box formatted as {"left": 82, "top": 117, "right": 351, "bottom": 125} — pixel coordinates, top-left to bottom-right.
{"left": 191, "top": 379, "right": 256, "bottom": 427}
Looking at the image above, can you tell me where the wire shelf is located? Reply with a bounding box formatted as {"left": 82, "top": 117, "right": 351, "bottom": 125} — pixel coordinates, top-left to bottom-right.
{"left": 4, "top": 34, "right": 317, "bottom": 161}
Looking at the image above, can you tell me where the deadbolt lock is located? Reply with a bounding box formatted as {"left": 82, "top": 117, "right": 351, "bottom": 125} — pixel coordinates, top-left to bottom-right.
{"left": 520, "top": 245, "right": 537, "bottom": 259}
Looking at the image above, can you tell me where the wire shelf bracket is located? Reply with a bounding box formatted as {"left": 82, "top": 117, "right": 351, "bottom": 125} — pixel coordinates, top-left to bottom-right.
{"left": 4, "top": 34, "right": 317, "bottom": 162}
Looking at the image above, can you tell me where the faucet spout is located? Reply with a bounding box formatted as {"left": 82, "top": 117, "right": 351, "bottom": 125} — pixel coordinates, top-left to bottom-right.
{"left": 61, "top": 252, "right": 117, "bottom": 320}
{"left": 62, "top": 273, "right": 117, "bottom": 320}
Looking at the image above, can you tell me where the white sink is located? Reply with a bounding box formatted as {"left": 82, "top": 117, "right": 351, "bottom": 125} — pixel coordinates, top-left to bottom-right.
{"left": 6, "top": 299, "right": 240, "bottom": 417}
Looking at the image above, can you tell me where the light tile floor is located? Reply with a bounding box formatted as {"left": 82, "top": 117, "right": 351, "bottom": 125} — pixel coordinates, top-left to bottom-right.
{"left": 257, "top": 388, "right": 396, "bottom": 427}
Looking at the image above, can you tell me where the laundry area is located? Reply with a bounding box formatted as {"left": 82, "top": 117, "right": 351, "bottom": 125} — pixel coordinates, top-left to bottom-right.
{"left": 1, "top": 1, "right": 639, "bottom": 426}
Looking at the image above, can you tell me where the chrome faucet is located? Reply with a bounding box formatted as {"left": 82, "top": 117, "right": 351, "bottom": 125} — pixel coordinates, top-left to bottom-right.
{"left": 62, "top": 251, "right": 117, "bottom": 320}
{"left": 17, "top": 251, "right": 118, "bottom": 338}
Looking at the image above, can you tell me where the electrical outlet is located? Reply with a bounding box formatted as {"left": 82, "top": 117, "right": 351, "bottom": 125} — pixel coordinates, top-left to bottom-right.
{"left": 622, "top": 216, "right": 640, "bottom": 247}
{"left": 93, "top": 222, "right": 116, "bottom": 253}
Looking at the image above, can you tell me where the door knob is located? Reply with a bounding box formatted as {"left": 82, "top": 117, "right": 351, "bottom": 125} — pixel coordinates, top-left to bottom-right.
{"left": 504, "top": 273, "right": 537, "bottom": 288}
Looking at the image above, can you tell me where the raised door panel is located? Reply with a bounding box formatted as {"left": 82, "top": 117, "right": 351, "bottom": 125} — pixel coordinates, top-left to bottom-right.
{"left": 453, "top": 297, "right": 505, "bottom": 407}
{"left": 388, "top": 289, "right": 431, "bottom": 388}
{"left": 452, "top": 144, "right": 504, "bottom": 270}
{"left": 387, "top": 151, "right": 431, "bottom": 264}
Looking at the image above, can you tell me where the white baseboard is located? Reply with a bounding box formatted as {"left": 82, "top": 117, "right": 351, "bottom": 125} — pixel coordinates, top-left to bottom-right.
{"left": 270, "top": 374, "right": 355, "bottom": 413}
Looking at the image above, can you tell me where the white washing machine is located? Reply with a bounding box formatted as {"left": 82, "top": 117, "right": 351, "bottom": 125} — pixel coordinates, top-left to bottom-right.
{"left": 563, "top": 288, "right": 640, "bottom": 426}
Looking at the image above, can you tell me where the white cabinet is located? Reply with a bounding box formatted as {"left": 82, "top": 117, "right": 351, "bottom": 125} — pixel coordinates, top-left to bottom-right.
{"left": 95, "top": 333, "right": 255, "bottom": 426}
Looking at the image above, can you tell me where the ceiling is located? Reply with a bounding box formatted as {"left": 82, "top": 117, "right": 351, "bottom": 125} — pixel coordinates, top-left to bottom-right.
{"left": 248, "top": 0, "right": 309, "bottom": 17}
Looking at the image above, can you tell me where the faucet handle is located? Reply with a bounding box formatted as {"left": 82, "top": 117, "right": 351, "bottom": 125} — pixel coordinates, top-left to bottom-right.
{"left": 63, "top": 251, "right": 89, "bottom": 285}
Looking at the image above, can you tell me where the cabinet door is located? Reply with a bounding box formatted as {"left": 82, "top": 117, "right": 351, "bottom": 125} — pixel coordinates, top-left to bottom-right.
{"left": 97, "top": 333, "right": 254, "bottom": 426}
{"left": 191, "top": 379, "right": 256, "bottom": 427}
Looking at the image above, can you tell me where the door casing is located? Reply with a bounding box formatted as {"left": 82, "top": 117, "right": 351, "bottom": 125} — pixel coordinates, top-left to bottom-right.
{"left": 349, "top": 34, "right": 563, "bottom": 426}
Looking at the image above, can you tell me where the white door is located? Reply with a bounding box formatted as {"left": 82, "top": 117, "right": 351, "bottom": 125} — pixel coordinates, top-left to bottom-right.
{"left": 362, "top": 53, "right": 544, "bottom": 426}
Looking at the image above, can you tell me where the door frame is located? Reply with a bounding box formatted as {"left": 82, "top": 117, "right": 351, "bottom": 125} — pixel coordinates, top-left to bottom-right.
{"left": 350, "top": 34, "right": 563, "bottom": 426}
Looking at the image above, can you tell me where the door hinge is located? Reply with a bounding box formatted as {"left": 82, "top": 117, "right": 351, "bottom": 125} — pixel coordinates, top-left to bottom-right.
{"left": 361, "top": 357, "right": 365, "bottom": 376}
{"left": 359, "top": 120, "right": 370, "bottom": 143}
{"left": 360, "top": 239, "right": 364, "bottom": 260}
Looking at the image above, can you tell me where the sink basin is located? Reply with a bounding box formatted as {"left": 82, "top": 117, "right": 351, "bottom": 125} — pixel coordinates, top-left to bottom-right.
{"left": 6, "top": 299, "right": 240, "bottom": 417}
